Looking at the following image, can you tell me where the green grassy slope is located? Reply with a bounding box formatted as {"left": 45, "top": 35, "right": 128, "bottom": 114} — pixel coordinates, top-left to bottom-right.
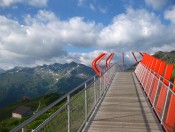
{"left": 0, "top": 93, "right": 61, "bottom": 131}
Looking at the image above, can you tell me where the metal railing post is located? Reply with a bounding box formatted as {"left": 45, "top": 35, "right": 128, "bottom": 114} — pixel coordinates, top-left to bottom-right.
{"left": 106, "top": 71, "right": 109, "bottom": 87}
{"left": 67, "top": 95, "right": 70, "bottom": 132}
{"left": 140, "top": 65, "right": 146, "bottom": 83}
{"left": 104, "top": 73, "right": 106, "bottom": 91}
{"left": 144, "top": 69, "right": 152, "bottom": 91}
{"left": 22, "top": 127, "right": 26, "bottom": 132}
{"left": 138, "top": 64, "right": 144, "bottom": 80}
{"left": 100, "top": 77, "right": 102, "bottom": 96}
{"left": 161, "top": 84, "right": 170, "bottom": 125}
{"left": 85, "top": 83, "right": 87, "bottom": 121}
{"left": 148, "top": 75, "right": 155, "bottom": 98}
{"left": 94, "top": 76, "right": 96, "bottom": 105}
{"left": 137, "top": 64, "right": 142, "bottom": 77}
{"left": 140, "top": 65, "right": 146, "bottom": 84}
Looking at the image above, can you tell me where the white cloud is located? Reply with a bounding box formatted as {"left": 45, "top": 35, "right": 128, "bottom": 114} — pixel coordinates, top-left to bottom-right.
{"left": 0, "top": 8, "right": 175, "bottom": 69}
{"left": 164, "top": 6, "right": 175, "bottom": 24}
{"left": 97, "top": 8, "right": 175, "bottom": 52}
{"left": 0, "top": 0, "right": 48, "bottom": 7}
{"left": 0, "top": 10, "right": 102, "bottom": 69}
{"left": 151, "top": 44, "right": 175, "bottom": 54}
{"left": 145, "top": 0, "right": 168, "bottom": 9}
{"left": 69, "top": 50, "right": 108, "bottom": 66}
{"left": 0, "top": 0, "right": 21, "bottom": 7}
{"left": 9, "top": 50, "right": 109, "bottom": 68}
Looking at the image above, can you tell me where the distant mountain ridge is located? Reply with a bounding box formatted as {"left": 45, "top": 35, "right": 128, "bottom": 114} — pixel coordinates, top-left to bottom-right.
{"left": 0, "top": 68, "right": 5, "bottom": 74}
{"left": 0, "top": 62, "right": 95, "bottom": 108}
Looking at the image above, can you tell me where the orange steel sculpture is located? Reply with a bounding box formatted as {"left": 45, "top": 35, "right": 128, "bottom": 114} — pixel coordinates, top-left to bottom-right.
{"left": 92, "top": 53, "right": 115, "bottom": 90}
{"left": 139, "top": 52, "right": 144, "bottom": 56}
{"left": 92, "top": 53, "right": 115, "bottom": 77}
{"left": 105, "top": 53, "right": 114, "bottom": 68}
{"left": 132, "top": 52, "right": 144, "bottom": 64}
{"left": 122, "top": 52, "right": 124, "bottom": 71}
{"left": 92, "top": 53, "right": 107, "bottom": 77}
{"left": 132, "top": 52, "right": 138, "bottom": 64}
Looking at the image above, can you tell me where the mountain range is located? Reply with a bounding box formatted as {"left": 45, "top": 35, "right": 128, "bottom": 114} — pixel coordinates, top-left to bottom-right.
{"left": 1, "top": 51, "right": 174, "bottom": 109}
{"left": 0, "top": 62, "right": 95, "bottom": 108}
{"left": 0, "top": 69, "right": 5, "bottom": 74}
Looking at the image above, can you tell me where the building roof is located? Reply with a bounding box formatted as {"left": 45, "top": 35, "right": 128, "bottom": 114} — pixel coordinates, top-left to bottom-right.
{"left": 12, "top": 106, "right": 31, "bottom": 115}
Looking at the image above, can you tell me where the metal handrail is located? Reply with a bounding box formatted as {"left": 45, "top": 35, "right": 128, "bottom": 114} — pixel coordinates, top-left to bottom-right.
{"left": 11, "top": 63, "right": 116, "bottom": 132}
{"left": 135, "top": 62, "right": 175, "bottom": 132}
{"left": 11, "top": 74, "right": 97, "bottom": 132}
{"left": 140, "top": 62, "right": 175, "bottom": 95}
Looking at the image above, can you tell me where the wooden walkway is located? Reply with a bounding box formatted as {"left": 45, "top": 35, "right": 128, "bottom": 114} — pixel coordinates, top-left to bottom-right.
{"left": 83, "top": 72, "right": 162, "bottom": 132}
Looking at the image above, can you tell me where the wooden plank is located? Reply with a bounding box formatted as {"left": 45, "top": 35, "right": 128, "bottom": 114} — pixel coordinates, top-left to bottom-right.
{"left": 83, "top": 72, "right": 162, "bottom": 132}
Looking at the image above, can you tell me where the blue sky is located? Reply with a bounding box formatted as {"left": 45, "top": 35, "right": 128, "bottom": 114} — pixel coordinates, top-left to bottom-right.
{"left": 1, "top": 0, "right": 173, "bottom": 25}
{"left": 0, "top": 0, "right": 175, "bottom": 69}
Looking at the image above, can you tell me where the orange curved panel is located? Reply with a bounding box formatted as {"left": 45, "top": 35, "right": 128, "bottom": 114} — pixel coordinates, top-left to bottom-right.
{"left": 165, "top": 94, "right": 175, "bottom": 132}
{"left": 145, "top": 54, "right": 151, "bottom": 66}
{"left": 150, "top": 61, "right": 166, "bottom": 103}
{"left": 142, "top": 56, "right": 154, "bottom": 87}
{"left": 92, "top": 53, "right": 106, "bottom": 76}
{"left": 145, "top": 57, "right": 157, "bottom": 93}
{"left": 158, "top": 61, "right": 166, "bottom": 78}
{"left": 154, "top": 59, "right": 161, "bottom": 73}
{"left": 106, "top": 53, "right": 114, "bottom": 68}
{"left": 97, "top": 54, "right": 106, "bottom": 73}
{"left": 141, "top": 53, "right": 148, "bottom": 65}
{"left": 156, "top": 64, "right": 174, "bottom": 117}
{"left": 150, "top": 57, "right": 157, "bottom": 70}
{"left": 147, "top": 56, "right": 154, "bottom": 68}
{"left": 163, "top": 64, "right": 174, "bottom": 86}
{"left": 165, "top": 79, "right": 175, "bottom": 132}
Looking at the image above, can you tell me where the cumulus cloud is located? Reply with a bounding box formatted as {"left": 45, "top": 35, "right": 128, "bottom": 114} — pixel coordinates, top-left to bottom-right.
{"left": 164, "top": 6, "right": 175, "bottom": 24}
{"left": 145, "top": 0, "right": 168, "bottom": 9}
{"left": 0, "top": 10, "right": 102, "bottom": 69}
{"left": 98, "top": 8, "right": 169, "bottom": 51}
{"left": 67, "top": 50, "right": 134, "bottom": 67}
{"left": 0, "top": 12, "right": 65, "bottom": 58}
{"left": 0, "top": 0, "right": 48, "bottom": 7}
{"left": 69, "top": 50, "right": 109, "bottom": 66}
{"left": 11, "top": 50, "right": 110, "bottom": 68}
{"left": 0, "top": 0, "right": 21, "bottom": 7}
{"left": 0, "top": 8, "right": 175, "bottom": 69}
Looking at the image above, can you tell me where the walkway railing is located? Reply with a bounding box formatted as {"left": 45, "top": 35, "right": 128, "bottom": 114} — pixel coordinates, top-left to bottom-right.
{"left": 135, "top": 53, "right": 175, "bottom": 132}
{"left": 11, "top": 64, "right": 116, "bottom": 132}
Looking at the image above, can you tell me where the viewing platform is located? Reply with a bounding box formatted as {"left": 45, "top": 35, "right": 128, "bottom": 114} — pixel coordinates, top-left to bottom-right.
{"left": 84, "top": 72, "right": 162, "bottom": 132}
